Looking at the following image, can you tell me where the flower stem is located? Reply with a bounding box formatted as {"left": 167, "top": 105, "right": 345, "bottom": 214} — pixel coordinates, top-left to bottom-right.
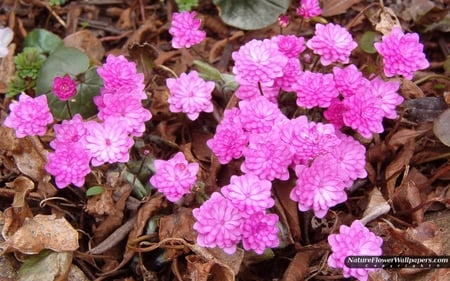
{"left": 65, "top": 100, "right": 73, "bottom": 119}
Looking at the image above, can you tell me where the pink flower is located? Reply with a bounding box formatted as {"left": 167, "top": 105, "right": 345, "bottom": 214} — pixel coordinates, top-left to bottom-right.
{"left": 280, "top": 116, "right": 341, "bottom": 165}
{"left": 45, "top": 144, "right": 91, "bottom": 189}
{"left": 232, "top": 39, "right": 288, "bottom": 87}
{"left": 333, "top": 65, "right": 369, "bottom": 98}
{"left": 166, "top": 71, "right": 215, "bottom": 120}
{"left": 328, "top": 220, "right": 383, "bottom": 281}
{"left": 290, "top": 155, "right": 347, "bottom": 218}
{"left": 278, "top": 15, "right": 289, "bottom": 28}
{"left": 169, "top": 11, "right": 206, "bottom": 49}
{"left": 239, "top": 96, "right": 285, "bottom": 134}
{"left": 149, "top": 152, "right": 199, "bottom": 202}
{"left": 306, "top": 23, "right": 357, "bottom": 66}
{"left": 296, "top": 0, "right": 322, "bottom": 19}
{"left": 324, "top": 98, "right": 346, "bottom": 129}
{"left": 374, "top": 27, "right": 429, "bottom": 80}
{"left": 221, "top": 174, "right": 274, "bottom": 217}
{"left": 293, "top": 71, "right": 338, "bottom": 108}
{"left": 275, "top": 58, "right": 303, "bottom": 92}
{"left": 52, "top": 74, "right": 77, "bottom": 101}
{"left": 241, "top": 212, "right": 279, "bottom": 254}
{"left": 272, "top": 35, "right": 306, "bottom": 58}
{"left": 96, "top": 92, "right": 152, "bottom": 137}
{"left": 84, "top": 117, "right": 134, "bottom": 166}
{"left": 342, "top": 92, "right": 385, "bottom": 139}
{"left": 235, "top": 83, "right": 281, "bottom": 103}
{"left": 368, "top": 76, "right": 403, "bottom": 119}
{"left": 193, "top": 192, "right": 243, "bottom": 254}
{"left": 50, "top": 114, "right": 87, "bottom": 149}
{"left": 97, "top": 54, "right": 145, "bottom": 90}
{"left": 207, "top": 125, "right": 248, "bottom": 164}
{"left": 241, "top": 132, "right": 292, "bottom": 181}
{"left": 4, "top": 94, "right": 53, "bottom": 138}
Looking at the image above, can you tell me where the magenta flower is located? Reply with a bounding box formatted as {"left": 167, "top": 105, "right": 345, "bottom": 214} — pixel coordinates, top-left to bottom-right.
{"left": 97, "top": 54, "right": 145, "bottom": 91}
{"left": 52, "top": 74, "right": 77, "bottom": 101}
{"left": 166, "top": 70, "right": 215, "bottom": 120}
{"left": 96, "top": 92, "right": 152, "bottom": 137}
{"left": 149, "top": 152, "right": 199, "bottom": 202}
{"left": 296, "top": 0, "right": 322, "bottom": 19}
{"left": 207, "top": 125, "right": 248, "bottom": 164}
{"left": 169, "top": 11, "right": 206, "bottom": 49}
{"left": 293, "top": 71, "right": 338, "bottom": 108}
{"left": 328, "top": 220, "right": 383, "bottom": 281}
{"left": 241, "top": 212, "right": 279, "bottom": 254}
{"left": 84, "top": 117, "right": 134, "bottom": 166}
{"left": 232, "top": 39, "right": 288, "bottom": 87}
{"left": 278, "top": 15, "right": 289, "bottom": 28}
{"left": 374, "top": 27, "right": 429, "bottom": 80}
{"left": 45, "top": 144, "right": 91, "bottom": 189}
{"left": 333, "top": 65, "right": 369, "bottom": 98}
{"left": 235, "top": 83, "right": 281, "bottom": 103}
{"left": 275, "top": 58, "right": 303, "bottom": 92}
{"left": 193, "top": 192, "right": 243, "bottom": 254}
{"left": 324, "top": 98, "right": 346, "bottom": 129}
{"left": 342, "top": 92, "right": 385, "bottom": 139}
{"left": 290, "top": 155, "right": 347, "bottom": 218}
{"left": 4, "top": 94, "right": 53, "bottom": 138}
{"left": 239, "top": 96, "right": 285, "bottom": 134}
{"left": 306, "top": 23, "right": 357, "bottom": 66}
{"left": 221, "top": 174, "right": 274, "bottom": 217}
{"left": 241, "top": 132, "right": 292, "bottom": 181}
{"left": 50, "top": 114, "right": 87, "bottom": 149}
{"left": 272, "top": 34, "right": 306, "bottom": 58}
{"left": 368, "top": 76, "right": 403, "bottom": 119}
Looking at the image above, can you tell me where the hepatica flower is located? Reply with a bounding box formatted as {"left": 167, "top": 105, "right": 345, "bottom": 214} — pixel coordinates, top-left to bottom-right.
{"left": 4, "top": 94, "right": 53, "bottom": 138}
{"left": 50, "top": 114, "right": 87, "bottom": 149}
{"left": 169, "top": 11, "right": 206, "bottom": 49}
{"left": 97, "top": 54, "right": 145, "bottom": 90}
{"left": 232, "top": 39, "right": 288, "bottom": 87}
{"left": 368, "top": 76, "right": 403, "bottom": 119}
{"left": 328, "top": 220, "right": 383, "bottom": 281}
{"left": 272, "top": 34, "right": 306, "bottom": 58}
{"left": 296, "top": 0, "right": 322, "bottom": 19}
{"left": 149, "top": 152, "right": 199, "bottom": 202}
{"left": 241, "top": 212, "right": 279, "bottom": 254}
{"left": 52, "top": 74, "right": 77, "bottom": 101}
{"left": 374, "top": 27, "right": 429, "bottom": 80}
{"left": 293, "top": 71, "right": 338, "bottom": 108}
{"left": 333, "top": 65, "right": 369, "bottom": 98}
{"left": 0, "top": 27, "right": 13, "bottom": 58}
{"left": 193, "top": 192, "right": 243, "bottom": 254}
{"left": 239, "top": 95, "right": 285, "bottom": 134}
{"left": 166, "top": 70, "right": 215, "bottom": 120}
{"left": 307, "top": 23, "right": 357, "bottom": 66}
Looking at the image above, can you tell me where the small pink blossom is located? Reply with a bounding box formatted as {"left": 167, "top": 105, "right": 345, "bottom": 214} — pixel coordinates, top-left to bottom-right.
{"left": 45, "top": 144, "right": 91, "bottom": 189}
{"left": 275, "top": 58, "right": 303, "bottom": 92}
{"left": 235, "top": 83, "right": 281, "bottom": 103}
{"left": 4, "top": 94, "right": 53, "bottom": 138}
{"left": 324, "top": 98, "right": 346, "bottom": 129}
{"left": 169, "top": 11, "right": 206, "bottom": 49}
{"left": 333, "top": 65, "right": 369, "bottom": 98}
{"left": 207, "top": 125, "right": 248, "bottom": 164}
{"left": 84, "top": 117, "right": 134, "bottom": 166}
{"left": 232, "top": 39, "right": 288, "bottom": 87}
{"left": 166, "top": 70, "right": 215, "bottom": 120}
{"left": 241, "top": 212, "right": 279, "bottom": 254}
{"left": 149, "top": 152, "right": 199, "bottom": 202}
{"left": 50, "top": 114, "right": 87, "bottom": 149}
{"left": 306, "top": 23, "right": 357, "bottom": 66}
{"left": 342, "top": 91, "right": 385, "bottom": 139}
{"left": 278, "top": 15, "right": 289, "bottom": 28}
{"left": 296, "top": 0, "right": 322, "bottom": 19}
{"left": 193, "top": 192, "right": 243, "bottom": 254}
{"left": 272, "top": 35, "right": 306, "bottom": 58}
{"left": 328, "top": 220, "right": 383, "bottom": 281}
{"left": 368, "top": 76, "right": 403, "bottom": 119}
{"left": 239, "top": 96, "right": 285, "bottom": 134}
{"left": 52, "top": 74, "right": 77, "bottom": 101}
{"left": 293, "top": 71, "right": 338, "bottom": 108}
{"left": 221, "top": 174, "right": 274, "bottom": 218}
{"left": 290, "top": 155, "right": 347, "bottom": 218}
{"left": 374, "top": 27, "right": 429, "bottom": 80}
{"left": 97, "top": 54, "right": 145, "bottom": 90}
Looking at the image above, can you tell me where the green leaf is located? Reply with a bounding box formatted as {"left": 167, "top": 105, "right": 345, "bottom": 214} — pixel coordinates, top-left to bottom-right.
{"left": 433, "top": 108, "right": 450, "bottom": 147}
{"left": 36, "top": 46, "right": 102, "bottom": 120}
{"left": 175, "top": 0, "right": 198, "bottom": 11}
{"left": 24, "top": 29, "right": 63, "bottom": 55}
{"left": 193, "top": 60, "right": 238, "bottom": 91}
{"left": 213, "top": 0, "right": 290, "bottom": 30}
{"left": 86, "top": 186, "right": 104, "bottom": 197}
{"left": 359, "top": 31, "right": 378, "bottom": 54}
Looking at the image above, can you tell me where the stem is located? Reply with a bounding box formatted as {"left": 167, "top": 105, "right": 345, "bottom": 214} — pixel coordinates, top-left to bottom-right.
{"left": 297, "top": 18, "right": 304, "bottom": 35}
{"left": 414, "top": 74, "right": 450, "bottom": 85}
{"left": 65, "top": 100, "right": 73, "bottom": 119}
{"left": 257, "top": 82, "right": 264, "bottom": 96}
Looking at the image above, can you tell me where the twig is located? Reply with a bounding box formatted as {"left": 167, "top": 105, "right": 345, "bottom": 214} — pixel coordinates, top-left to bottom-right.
{"left": 89, "top": 216, "right": 136, "bottom": 255}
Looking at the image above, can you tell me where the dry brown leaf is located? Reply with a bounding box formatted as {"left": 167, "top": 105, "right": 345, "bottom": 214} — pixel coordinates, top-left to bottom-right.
{"left": 321, "top": 0, "right": 362, "bottom": 17}
{"left": 117, "top": 8, "right": 133, "bottom": 29}
{"left": 85, "top": 187, "right": 116, "bottom": 217}
{"left": 386, "top": 127, "right": 430, "bottom": 151}
{"left": 63, "top": 30, "right": 105, "bottom": 64}
{"left": 375, "top": 7, "right": 402, "bottom": 35}
{"left": 0, "top": 214, "right": 79, "bottom": 255}
{"left": 273, "top": 178, "right": 300, "bottom": 243}
{"left": 400, "top": 78, "right": 426, "bottom": 99}
{"left": 361, "top": 187, "right": 390, "bottom": 225}
{"left": 185, "top": 255, "right": 215, "bottom": 281}
{"left": 282, "top": 251, "right": 312, "bottom": 281}
{"left": 0, "top": 43, "right": 16, "bottom": 93}
{"left": 17, "top": 252, "right": 72, "bottom": 281}
{"left": 385, "top": 140, "right": 415, "bottom": 198}
{"left": 393, "top": 180, "right": 424, "bottom": 223}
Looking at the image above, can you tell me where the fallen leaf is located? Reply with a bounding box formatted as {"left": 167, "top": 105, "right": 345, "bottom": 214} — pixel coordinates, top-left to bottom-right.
{"left": 63, "top": 30, "right": 105, "bottom": 64}
{"left": 321, "top": 0, "right": 362, "bottom": 17}
{"left": 385, "top": 140, "right": 415, "bottom": 198}
{"left": 0, "top": 214, "right": 79, "bottom": 255}
{"left": 404, "top": 97, "right": 447, "bottom": 123}
{"left": 375, "top": 7, "right": 402, "bottom": 35}
{"left": 434, "top": 108, "right": 450, "bottom": 147}
{"left": 361, "top": 187, "right": 391, "bottom": 225}
{"left": 282, "top": 251, "right": 312, "bottom": 281}
{"left": 386, "top": 127, "right": 430, "bottom": 151}
{"left": 392, "top": 180, "right": 424, "bottom": 223}
{"left": 0, "top": 43, "right": 16, "bottom": 93}
{"left": 185, "top": 255, "right": 215, "bottom": 281}
{"left": 18, "top": 251, "right": 72, "bottom": 281}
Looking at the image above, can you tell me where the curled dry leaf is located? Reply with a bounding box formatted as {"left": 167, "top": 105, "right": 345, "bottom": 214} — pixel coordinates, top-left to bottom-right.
{"left": 321, "top": 0, "right": 362, "bottom": 17}
{"left": 0, "top": 214, "right": 79, "bottom": 255}
{"left": 374, "top": 7, "right": 402, "bottom": 35}
{"left": 281, "top": 251, "right": 312, "bottom": 281}
{"left": 0, "top": 42, "right": 16, "bottom": 93}
{"left": 385, "top": 140, "right": 415, "bottom": 198}
{"left": 386, "top": 126, "right": 430, "bottom": 152}
{"left": 185, "top": 255, "right": 215, "bottom": 281}
{"left": 360, "top": 187, "right": 390, "bottom": 225}
{"left": 393, "top": 180, "right": 424, "bottom": 223}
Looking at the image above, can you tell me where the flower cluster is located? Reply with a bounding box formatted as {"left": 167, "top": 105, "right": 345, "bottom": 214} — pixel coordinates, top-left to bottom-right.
{"left": 193, "top": 174, "right": 279, "bottom": 254}
{"left": 169, "top": 11, "right": 206, "bottom": 49}
{"left": 328, "top": 220, "right": 383, "bottom": 281}
{"left": 149, "top": 152, "right": 199, "bottom": 202}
